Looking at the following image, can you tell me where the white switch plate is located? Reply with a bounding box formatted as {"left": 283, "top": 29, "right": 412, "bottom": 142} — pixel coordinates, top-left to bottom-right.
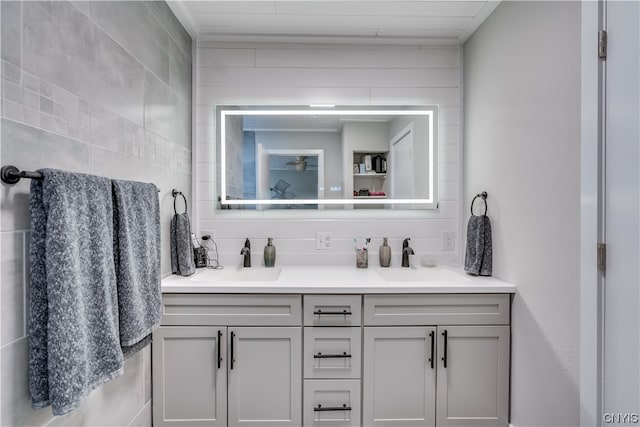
{"left": 316, "top": 232, "right": 333, "bottom": 250}
{"left": 442, "top": 231, "right": 455, "bottom": 251}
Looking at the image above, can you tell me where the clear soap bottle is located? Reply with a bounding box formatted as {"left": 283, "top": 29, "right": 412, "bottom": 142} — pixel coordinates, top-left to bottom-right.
{"left": 379, "top": 237, "right": 391, "bottom": 267}
{"left": 264, "top": 237, "right": 276, "bottom": 267}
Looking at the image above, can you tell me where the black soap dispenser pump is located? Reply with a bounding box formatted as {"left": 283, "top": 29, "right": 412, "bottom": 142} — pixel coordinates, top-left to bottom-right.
{"left": 264, "top": 237, "right": 276, "bottom": 267}
{"left": 379, "top": 237, "right": 391, "bottom": 267}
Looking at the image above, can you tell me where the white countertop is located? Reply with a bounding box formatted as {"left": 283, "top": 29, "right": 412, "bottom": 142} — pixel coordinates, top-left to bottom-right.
{"left": 162, "top": 265, "right": 516, "bottom": 294}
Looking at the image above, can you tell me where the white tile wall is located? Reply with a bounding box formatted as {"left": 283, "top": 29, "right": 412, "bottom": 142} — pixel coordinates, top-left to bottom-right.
{"left": 194, "top": 43, "right": 462, "bottom": 267}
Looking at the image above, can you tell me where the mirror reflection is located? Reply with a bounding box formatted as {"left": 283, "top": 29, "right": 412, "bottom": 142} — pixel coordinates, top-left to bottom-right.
{"left": 218, "top": 106, "right": 438, "bottom": 210}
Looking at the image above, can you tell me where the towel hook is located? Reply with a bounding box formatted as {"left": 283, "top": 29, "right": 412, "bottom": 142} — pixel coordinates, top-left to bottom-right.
{"left": 470, "top": 191, "right": 488, "bottom": 216}
{"left": 172, "top": 189, "right": 187, "bottom": 215}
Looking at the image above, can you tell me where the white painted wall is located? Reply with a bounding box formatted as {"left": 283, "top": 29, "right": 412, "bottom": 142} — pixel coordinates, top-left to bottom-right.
{"left": 195, "top": 43, "right": 461, "bottom": 267}
{"left": 464, "top": 2, "right": 581, "bottom": 426}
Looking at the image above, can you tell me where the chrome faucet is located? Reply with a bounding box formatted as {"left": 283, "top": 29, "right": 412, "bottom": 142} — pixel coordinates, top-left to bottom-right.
{"left": 402, "top": 238, "right": 415, "bottom": 267}
{"left": 240, "top": 238, "right": 251, "bottom": 267}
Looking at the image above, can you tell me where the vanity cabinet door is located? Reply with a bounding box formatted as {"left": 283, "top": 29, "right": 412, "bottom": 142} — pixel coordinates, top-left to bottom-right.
{"left": 228, "top": 327, "right": 302, "bottom": 427}
{"left": 152, "top": 326, "right": 227, "bottom": 427}
{"left": 436, "top": 326, "right": 510, "bottom": 427}
{"left": 363, "top": 327, "right": 436, "bottom": 427}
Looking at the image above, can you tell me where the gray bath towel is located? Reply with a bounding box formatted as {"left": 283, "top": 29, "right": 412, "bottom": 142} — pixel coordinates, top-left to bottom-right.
{"left": 112, "top": 180, "right": 161, "bottom": 357}
{"left": 464, "top": 214, "right": 493, "bottom": 276}
{"left": 170, "top": 212, "right": 195, "bottom": 276}
{"left": 29, "top": 169, "right": 123, "bottom": 416}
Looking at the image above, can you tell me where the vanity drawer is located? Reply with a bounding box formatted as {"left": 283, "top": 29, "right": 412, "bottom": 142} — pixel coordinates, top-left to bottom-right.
{"left": 161, "top": 294, "right": 302, "bottom": 326}
{"left": 303, "top": 380, "right": 361, "bottom": 427}
{"left": 304, "top": 295, "right": 362, "bottom": 326}
{"left": 364, "top": 294, "right": 510, "bottom": 325}
{"left": 304, "top": 327, "right": 361, "bottom": 379}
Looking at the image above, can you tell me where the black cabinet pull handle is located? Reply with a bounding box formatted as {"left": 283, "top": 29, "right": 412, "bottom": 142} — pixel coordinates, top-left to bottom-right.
{"left": 314, "top": 309, "right": 352, "bottom": 316}
{"left": 230, "top": 331, "right": 235, "bottom": 370}
{"left": 441, "top": 330, "right": 448, "bottom": 368}
{"left": 314, "top": 404, "right": 352, "bottom": 412}
{"left": 313, "top": 352, "right": 352, "bottom": 359}
{"left": 429, "top": 331, "right": 435, "bottom": 369}
{"left": 217, "top": 330, "right": 223, "bottom": 369}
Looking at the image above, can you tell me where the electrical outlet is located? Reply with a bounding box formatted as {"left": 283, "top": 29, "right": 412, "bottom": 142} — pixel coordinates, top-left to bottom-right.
{"left": 442, "top": 231, "right": 455, "bottom": 251}
{"left": 316, "top": 232, "right": 333, "bottom": 250}
{"left": 202, "top": 230, "right": 216, "bottom": 239}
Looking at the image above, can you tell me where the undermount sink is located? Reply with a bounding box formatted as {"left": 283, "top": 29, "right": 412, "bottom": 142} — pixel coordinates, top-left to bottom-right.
{"left": 374, "top": 267, "right": 471, "bottom": 282}
{"left": 188, "top": 267, "right": 282, "bottom": 282}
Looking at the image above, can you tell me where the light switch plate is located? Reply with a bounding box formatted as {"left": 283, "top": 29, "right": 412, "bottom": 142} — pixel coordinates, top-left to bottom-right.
{"left": 442, "top": 231, "right": 455, "bottom": 251}
{"left": 316, "top": 232, "right": 332, "bottom": 250}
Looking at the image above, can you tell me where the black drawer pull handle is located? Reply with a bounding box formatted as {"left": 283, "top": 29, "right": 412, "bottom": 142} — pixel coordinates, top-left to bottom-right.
{"left": 314, "top": 309, "right": 352, "bottom": 316}
{"left": 429, "top": 331, "right": 434, "bottom": 370}
{"left": 217, "top": 330, "right": 223, "bottom": 369}
{"left": 441, "top": 330, "right": 448, "bottom": 368}
{"left": 314, "top": 352, "right": 352, "bottom": 359}
{"left": 314, "top": 404, "right": 351, "bottom": 412}
{"left": 230, "top": 331, "right": 235, "bottom": 370}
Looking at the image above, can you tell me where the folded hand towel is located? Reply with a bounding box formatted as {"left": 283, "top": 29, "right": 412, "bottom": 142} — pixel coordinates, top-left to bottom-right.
{"left": 29, "top": 169, "right": 123, "bottom": 416}
{"left": 170, "top": 212, "right": 195, "bottom": 276}
{"left": 464, "top": 214, "right": 493, "bottom": 276}
{"left": 112, "top": 180, "right": 161, "bottom": 357}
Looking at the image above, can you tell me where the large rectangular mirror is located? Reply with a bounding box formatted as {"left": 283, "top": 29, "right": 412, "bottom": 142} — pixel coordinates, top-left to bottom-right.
{"left": 218, "top": 105, "right": 438, "bottom": 210}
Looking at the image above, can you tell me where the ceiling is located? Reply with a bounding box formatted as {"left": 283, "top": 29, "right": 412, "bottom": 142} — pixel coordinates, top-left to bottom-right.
{"left": 168, "top": 1, "right": 501, "bottom": 45}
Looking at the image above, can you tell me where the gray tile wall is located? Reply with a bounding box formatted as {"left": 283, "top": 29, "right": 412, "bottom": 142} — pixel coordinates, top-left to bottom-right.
{"left": 0, "top": 2, "right": 192, "bottom": 426}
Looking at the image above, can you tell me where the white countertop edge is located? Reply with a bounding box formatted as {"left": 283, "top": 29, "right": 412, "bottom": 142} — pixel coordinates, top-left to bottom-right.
{"left": 161, "top": 265, "right": 516, "bottom": 294}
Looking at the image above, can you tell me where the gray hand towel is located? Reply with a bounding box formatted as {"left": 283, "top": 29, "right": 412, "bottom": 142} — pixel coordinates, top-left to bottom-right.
{"left": 29, "top": 169, "right": 124, "bottom": 416}
{"left": 170, "top": 212, "right": 195, "bottom": 276}
{"left": 112, "top": 180, "right": 161, "bottom": 357}
{"left": 464, "top": 214, "right": 493, "bottom": 276}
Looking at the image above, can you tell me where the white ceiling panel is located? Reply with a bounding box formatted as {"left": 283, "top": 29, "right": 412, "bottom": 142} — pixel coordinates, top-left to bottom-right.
{"left": 197, "top": 26, "right": 379, "bottom": 37}
{"left": 190, "top": 14, "right": 472, "bottom": 31}
{"left": 182, "top": 1, "right": 277, "bottom": 14}
{"left": 274, "top": 1, "right": 486, "bottom": 17}
{"left": 168, "top": 0, "right": 501, "bottom": 44}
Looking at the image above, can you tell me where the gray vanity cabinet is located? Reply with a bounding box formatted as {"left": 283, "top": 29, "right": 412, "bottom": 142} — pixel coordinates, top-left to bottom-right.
{"left": 363, "top": 327, "right": 437, "bottom": 426}
{"left": 435, "top": 326, "right": 510, "bottom": 427}
{"left": 153, "top": 326, "right": 227, "bottom": 427}
{"left": 228, "top": 327, "right": 302, "bottom": 427}
{"left": 363, "top": 294, "right": 510, "bottom": 427}
{"left": 153, "top": 294, "right": 303, "bottom": 427}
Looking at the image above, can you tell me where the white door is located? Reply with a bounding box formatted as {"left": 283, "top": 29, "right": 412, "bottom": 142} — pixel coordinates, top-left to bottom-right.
{"left": 152, "top": 326, "right": 227, "bottom": 427}
{"left": 362, "top": 327, "right": 436, "bottom": 427}
{"left": 603, "top": 0, "right": 640, "bottom": 419}
{"left": 256, "top": 143, "right": 270, "bottom": 204}
{"left": 228, "top": 327, "right": 302, "bottom": 427}
{"left": 390, "top": 126, "right": 415, "bottom": 201}
{"left": 436, "top": 326, "right": 510, "bottom": 427}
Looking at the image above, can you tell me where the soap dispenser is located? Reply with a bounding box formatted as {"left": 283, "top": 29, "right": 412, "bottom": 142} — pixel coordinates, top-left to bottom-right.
{"left": 379, "top": 237, "right": 391, "bottom": 267}
{"left": 264, "top": 237, "right": 276, "bottom": 267}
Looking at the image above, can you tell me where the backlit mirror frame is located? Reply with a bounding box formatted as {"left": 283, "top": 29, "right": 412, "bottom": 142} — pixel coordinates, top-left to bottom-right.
{"left": 219, "top": 106, "right": 438, "bottom": 209}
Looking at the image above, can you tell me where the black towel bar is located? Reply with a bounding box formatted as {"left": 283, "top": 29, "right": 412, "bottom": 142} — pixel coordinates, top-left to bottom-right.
{"left": 470, "top": 191, "right": 488, "bottom": 216}
{"left": 1, "top": 165, "right": 161, "bottom": 192}
{"left": 1, "top": 165, "right": 43, "bottom": 184}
